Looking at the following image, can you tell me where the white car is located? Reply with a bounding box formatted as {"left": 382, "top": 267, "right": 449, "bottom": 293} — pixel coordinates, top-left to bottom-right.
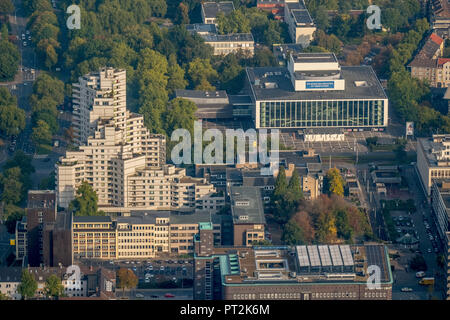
{"left": 145, "top": 273, "right": 151, "bottom": 278}
{"left": 135, "top": 293, "right": 144, "bottom": 298}
{"left": 401, "top": 287, "right": 413, "bottom": 292}
{"left": 23, "top": 41, "right": 27, "bottom": 46}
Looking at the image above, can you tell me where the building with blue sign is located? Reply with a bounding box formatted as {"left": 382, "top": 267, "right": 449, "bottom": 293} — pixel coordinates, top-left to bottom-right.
{"left": 245, "top": 52, "right": 388, "bottom": 130}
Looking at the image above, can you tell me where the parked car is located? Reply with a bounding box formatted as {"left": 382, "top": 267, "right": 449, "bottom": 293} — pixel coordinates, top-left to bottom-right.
{"left": 401, "top": 287, "right": 413, "bottom": 292}
{"left": 135, "top": 293, "right": 144, "bottom": 298}
{"left": 164, "top": 293, "right": 175, "bottom": 298}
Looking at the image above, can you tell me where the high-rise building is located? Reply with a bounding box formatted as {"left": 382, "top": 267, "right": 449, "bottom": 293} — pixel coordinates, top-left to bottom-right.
{"left": 72, "top": 68, "right": 127, "bottom": 146}
{"left": 57, "top": 68, "right": 223, "bottom": 214}
{"left": 26, "top": 190, "right": 57, "bottom": 267}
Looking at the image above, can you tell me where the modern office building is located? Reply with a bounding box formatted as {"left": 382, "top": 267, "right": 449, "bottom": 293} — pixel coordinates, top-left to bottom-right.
{"left": 229, "top": 186, "right": 266, "bottom": 246}
{"left": 72, "top": 211, "right": 221, "bottom": 260}
{"left": 193, "top": 235, "right": 393, "bottom": 300}
{"left": 284, "top": 0, "right": 316, "bottom": 46}
{"left": 202, "top": 33, "right": 255, "bottom": 56}
{"left": 245, "top": 52, "right": 389, "bottom": 130}
{"left": 430, "top": 180, "right": 450, "bottom": 248}
{"left": 26, "top": 190, "right": 57, "bottom": 267}
{"left": 417, "top": 134, "right": 450, "bottom": 195}
{"left": 201, "top": 1, "right": 235, "bottom": 25}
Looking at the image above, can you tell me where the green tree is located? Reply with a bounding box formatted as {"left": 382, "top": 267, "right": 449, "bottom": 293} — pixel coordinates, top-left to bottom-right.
{"left": 31, "top": 73, "right": 64, "bottom": 104}
{"left": 0, "top": 167, "right": 23, "bottom": 205}
{"left": 273, "top": 166, "right": 288, "bottom": 199}
{"left": 44, "top": 274, "right": 64, "bottom": 299}
{"left": 167, "top": 54, "right": 188, "bottom": 95}
{"left": 187, "top": 58, "right": 218, "bottom": 90}
{"left": 286, "top": 169, "right": 303, "bottom": 204}
{"left": 0, "top": 91, "right": 26, "bottom": 137}
{"left": 31, "top": 120, "right": 52, "bottom": 146}
{"left": 281, "top": 220, "right": 304, "bottom": 245}
{"left": 0, "top": 0, "right": 14, "bottom": 14}
{"left": 18, "top": 269, "right": 38, "bottom": 300}
{"left": 4, "top": 206, "right": 24, "bottom": 234}
{"left": 174, "top": 2, "right": 189, "bottom": 24}
{"left": 0, "top": 39, "right": 20, "bottom": 81}
{"left": 164, "top": 98, "right": 197, "bottom": 137}
{"left": 69, "top": 181, "right": 105, "bottom": 216}
{"left": 117, "top": 268, "right": 138, "bottom": 295}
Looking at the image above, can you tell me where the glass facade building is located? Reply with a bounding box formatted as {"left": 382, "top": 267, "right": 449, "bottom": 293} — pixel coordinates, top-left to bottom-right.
{"left": 258, "top": 99, "right": 386, "bottom": 128}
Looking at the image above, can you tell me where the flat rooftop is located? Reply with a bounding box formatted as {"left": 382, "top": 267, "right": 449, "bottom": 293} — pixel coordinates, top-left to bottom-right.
{"left": 175, "top": 89, "right": 228, "bottom": 100}
{"left": 230, "top": 186, "right": 265, "bottom": 225}
{"left": 246, "top": 66, "right": 388, "bottom": 101}
{"left": 291, "top": 52, "right": 338, "bottom": 64}
{"left": 186, "top": 23, "right": 217, "bottom": 34}
{"left": 291, "top": 9, "right": 314, "bottom": 25}
{"left": 417, "top": 136, "right": 450, "bottom": 168}
{"left": 216, "top": 244, "right": 392, "bottom": 285}
{"left": 202, "top": 1, "right": 235, "bottom": 19}
{"left": 202, "top": 33, "right": 254, "bottom": 42}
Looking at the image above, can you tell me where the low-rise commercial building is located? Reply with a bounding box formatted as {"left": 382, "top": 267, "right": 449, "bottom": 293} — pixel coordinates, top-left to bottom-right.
{"left": 284, "top": 0, "right": 316, "bottom": 47}
{"left": 201, "top": 1, "right": 235, "bottom": 25}
{"left": 193, "top": 229, "right": 393, "bottom": 300}
{"left": 230, "top": 186, "right": 266, "bottom": 246}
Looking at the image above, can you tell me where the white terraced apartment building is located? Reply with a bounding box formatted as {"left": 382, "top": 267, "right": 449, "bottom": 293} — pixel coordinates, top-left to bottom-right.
{"left": 57, "top": 68, "right": 224, "bottom": 214}
{"left": 72, "top": 68, "right": 127, "bottom": 146}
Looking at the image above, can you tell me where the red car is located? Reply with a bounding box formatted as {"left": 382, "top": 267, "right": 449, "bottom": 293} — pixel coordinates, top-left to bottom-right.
{"left": 164, "top": 293, "right": 175, "bottom": 298}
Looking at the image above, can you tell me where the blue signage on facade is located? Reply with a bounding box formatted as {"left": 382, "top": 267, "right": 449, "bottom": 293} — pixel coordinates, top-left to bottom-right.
{"left": 306, "top": 81, "right": 335, "bottom": 89}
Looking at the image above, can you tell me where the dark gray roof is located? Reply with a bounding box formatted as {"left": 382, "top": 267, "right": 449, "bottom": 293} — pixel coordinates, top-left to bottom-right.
{"left": 291, "top": 52, "right": 337, "bottom": 64}
{"left": 226, "top": 168, "right": 243, "bottom": 182}
{"left": 175, "top": 89, "right": 228, "bottom": 100}
{"left": 230, "top": 186, "right": 265, "bottom": 225}
{"left": 286, "top": 1, "right": 306, "bottom": 10}
{"left": 170, "top": 211, "right": 221, "bottom": 225}
{"left": 125, "top": 210, "right": 221, "bottom": 225}
{"left": 73, "top": 216, "right": 112, "bottom": 223}
{"left": 291, "top": 9, "right": 314, "bottom": 25}
{"left": 202, "top": 33, "right": 254, "bottom": 42}
{"left": 202, "top": 1, "right": 235, "bottom": 19}
{"left": 229, "top": 95, "right": 253, "bottom": 105}
{"left": 246, "top": 66, "right": 388, "bottom": 101}
{"left": 186, "top": 23, "right": 217, "bottom": 34}
{"left": 0, "top": 267, "right": 22, "bottom": 282}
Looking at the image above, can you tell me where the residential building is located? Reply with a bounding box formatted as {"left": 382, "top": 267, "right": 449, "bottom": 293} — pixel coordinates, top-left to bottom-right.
{"left": 408, "top": 33, "right": 450, "bottom": 87}
{"left": 193, "top": 236, "right": 393, "bottom": 300}
{"left": 430, "top": 0, "right": 450, "bottom": 33}
{"left": 201, "top": 1, "right": 235, "bottom": 25}
{"left": 417, "top": 134, "right": 450, "bottom": 195}
{"left": 284, "top": 0, "right": 316, "bottom": 46}
{"left": 72, "top": 68, "right": 127, "bottom": 146}
{"left": 202, "top": 33, "right": 255, "bottom": 56}
{"left": 26, "top": 190, "right": 57, "bottom": 267}
{"left": 15, "top": 216, "right": 27, "bottom": 261}
{"left": 58, "top": 69, "right": 224, "bottom": 214}
{"left": 229, "top": 186, "right": 266, "bottom": 246}
{"left": 245, "top": 52, "right": 389, "bottom": 130}
{"left": 0, "top": 267, "right": 22, "bottom": 299}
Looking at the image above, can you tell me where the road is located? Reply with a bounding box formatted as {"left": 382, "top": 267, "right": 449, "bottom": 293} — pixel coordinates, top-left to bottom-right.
{"left": 391, "top": 165, "right": 446, "bottom": 300}
{"left": 116, "top": 288, "right": 193, "bottom": 300}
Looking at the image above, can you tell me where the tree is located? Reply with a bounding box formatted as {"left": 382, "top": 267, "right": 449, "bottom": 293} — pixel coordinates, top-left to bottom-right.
{"left": 31, "top": 73, "right": 64, "bottom": 104}
{"left": 167, "top": 54, "right": 188, "bottom": 95}
{"left": 409, "top": 254, "right": 427, "bottom": 271}
{"left": 273, "top": 166, "right": 288, "bottom": 199}
{"left": 281, "top": 220, "right": 304, "bottom": 245}
{"left": 69, "top": 181, "right": 105, "bottom": 216}
{"left": 44, "top": 274, "right": 64, "bottom": 299}
{"left": 18, "top": 270, "right": 37, "bottom": 300}
{"left": 4, "top": 206, "right": 24, "bottom": 234}
{"left": 326, "top": 168, "right": 345, "bottom": 196}
{"left": 286, "top": 168, "right": 303, "bottom": 204}
{"left": 187, "top": 58, "right": 218, "bottom": 90}
{"left": 0, "top": 292, "right": 10, "bottom": 300}
{"left": 174, "top": 2, "right": 189, "bottom": 24}
{"left": 216, "top": 9, "right": 250, "bottom": 34}
{"left": 164, "top": 98, "right": 197, "bottom": 137}
{"left": 31, "top": 120, "right": 52, "bottom": 146}
{"left": 0, "top": 167, "right": 23, "bottom": 205}
{"left": 117, "top": 268, "right": 138, "bottom": 295}
{"left": 0, "top": 0, "right": 14, "bottom": 14}
{"left": 0, "top": 88, "right": 25, "bottom": 137}
{"left": 0, "top": 39, "right": 20, "bottom": 81}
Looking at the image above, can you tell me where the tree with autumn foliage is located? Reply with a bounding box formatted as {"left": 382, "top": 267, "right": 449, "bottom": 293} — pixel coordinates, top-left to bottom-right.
{"left": 326, "top": 168, "right": 345, "bottom": 197}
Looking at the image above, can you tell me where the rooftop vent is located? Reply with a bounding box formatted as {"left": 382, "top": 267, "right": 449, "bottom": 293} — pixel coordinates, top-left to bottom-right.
{"left": 239, "top": 215, "right": 249, "bottom": 221}
{"left": 354, "top": 81, "right": 369, "bottom": 87}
